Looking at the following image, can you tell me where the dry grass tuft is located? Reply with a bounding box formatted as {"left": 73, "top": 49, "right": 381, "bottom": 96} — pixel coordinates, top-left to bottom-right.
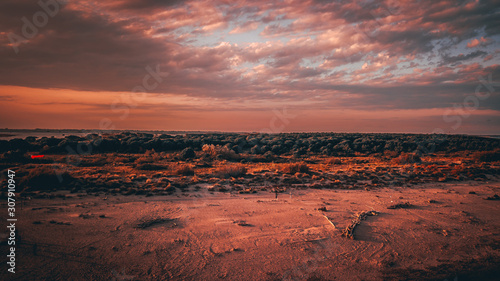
{"left": 174, "top": 164, "right": 195, "bottom": 176}
{"left": 21, "top": 165, "right": 74, "bottom": 191}
{"left": 215, "top": 164, "right": 247, "bottom": 178}
{"left": 326, "top": 157, "right": 342, "bottom": 165}
{"left": 282, "top": 162, "right": 310, "bottom": 174}
{"left": 391, "top": 153, "right": 421, "bottom": 164}
{"left": 79, "top": 156, "right": 107, "bottom": 167}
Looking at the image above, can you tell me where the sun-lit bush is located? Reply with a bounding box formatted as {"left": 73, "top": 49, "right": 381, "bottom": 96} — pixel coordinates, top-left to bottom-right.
{"left": 282, "top": 162, "right": 310, "bottom": 174}
{"left": 20, "top": 165, "right": 74, "bottom": 191}
{"left": 214, "top": 164, "right": 247, "bottom": 178}
{"left": 391, "top": 153, "right": 421, "bottom": 164}
{"left": 202, "top": 144, "right": 239, "bottom": 160}
{"left": 326, "top": 157, "right": 342, "bottom": 165}
{"left": 174, "top": 164, "right": 195, "bottom": 176}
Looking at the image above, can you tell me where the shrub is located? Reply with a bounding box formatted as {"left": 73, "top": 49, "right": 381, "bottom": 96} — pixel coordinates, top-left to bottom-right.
{"left": 215, "top": 164, "right": 247, "bottom": 178}
{"left": 202, "top": 144, "right": 239, "bottom": 161}
{"left": 326, "top": 158, "right": 342, "bottom": 165}
{"left": 473, "top": 149, "right": 500, "bottom": 162}
{"left": 282, "top": 162, "right": 310, "bottom": 174}
{"left": 135, "top": 156, "right": 150, "bottom": 164}
{"left": 114, "top": 156, "right": 134, "bottom": 164}
{"left": 392, "top": 153, "right": 421, "bottom": 164}
{"left": 180, "top": 148, "right": 196, "bottom": 160}
{"left": 263, "top": 151, "right": 275, "bottom": 159}
{"left": 202, "top": 144, "right": 218, "bottom": 156}
{"left": 20, "top": 165, "right": 74, "bottom": 191}
{"left": 384, "top": 150, "right": 399, "bottom": 158}
{"left": 80, "top": 156, "right": 107, "bottom": 167}
{"left": 245, "top": 155, "right": 273, "bottom": 163}
{"left": 250, "top": 145, "right": 261, "bottom": 154}
{"left": 0, "top": 150, "right": 27, "bottom": 163}
{"left": 174, "top": 164, "right": 195, "bottom": 176}
{"left": 135, "top": 150, "right": 165, "bottom": 164}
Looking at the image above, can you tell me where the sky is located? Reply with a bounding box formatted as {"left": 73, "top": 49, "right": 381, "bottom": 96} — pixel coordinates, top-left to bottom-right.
{"left": 0, "top": 0, "right": 499, "bottom": 134}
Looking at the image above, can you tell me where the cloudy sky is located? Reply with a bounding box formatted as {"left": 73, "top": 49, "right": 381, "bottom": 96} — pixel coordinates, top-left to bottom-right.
{"left": 1, "top": 0, "right": 499, "bottom": 134}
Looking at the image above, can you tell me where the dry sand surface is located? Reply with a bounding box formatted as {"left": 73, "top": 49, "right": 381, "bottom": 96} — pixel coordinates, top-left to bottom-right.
{"left": 2, "top": 181, "right": 500, "bottom": 281}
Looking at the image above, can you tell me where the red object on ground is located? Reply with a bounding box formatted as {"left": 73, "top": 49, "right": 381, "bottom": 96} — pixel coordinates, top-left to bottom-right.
{"left": 31, "top": 155, "right": 44, "bottom": 159}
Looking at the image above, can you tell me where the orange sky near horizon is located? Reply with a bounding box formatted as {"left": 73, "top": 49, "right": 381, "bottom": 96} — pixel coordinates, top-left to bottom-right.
{"left": 1, "top": 85, "right": 498, "bottom": 134}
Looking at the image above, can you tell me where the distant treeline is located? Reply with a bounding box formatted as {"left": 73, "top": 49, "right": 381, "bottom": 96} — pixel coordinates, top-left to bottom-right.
{"left": 1, "top": 132, "right": 498, "bottom": 157}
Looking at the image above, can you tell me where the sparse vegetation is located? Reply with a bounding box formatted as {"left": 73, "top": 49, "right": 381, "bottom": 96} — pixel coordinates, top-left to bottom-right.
{"left": 473, "top": 149, "right": 500, "bottom": 162}
{"left": 20, "top": 165, "right": 74, "bottom": 191}
{"left": 326, "top": 157, "right": 342, "bottom": 165}
{"left": 80, "top": 156, "right": 108, "bottom": 167}
{"left": 1, "top": 132, "right": 498, "bottom": 157}
{"left": 392, "top": 153, "right": 422, "bottom": 164}
{"left": 215, "top": 164, "right": 247, "bottom": 178}
{"left": 0, "top": 150, "right": 31, "bottom": 163}
{"left": 282, "top": 162, "right": 310, "bottom": 174}
{"left": 180, "top": 148, "right": 196, "bottom": 160}
{"left": 1, "top": 132, "right": 499, "bottom": 195}
{"left": 174, "top": 164, "right": 195, "bottom": 176}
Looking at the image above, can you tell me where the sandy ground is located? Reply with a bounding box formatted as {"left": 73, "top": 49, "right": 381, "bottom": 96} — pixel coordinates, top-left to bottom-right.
{"left": 1, "top": 181, "right": 500, "bottom": 281}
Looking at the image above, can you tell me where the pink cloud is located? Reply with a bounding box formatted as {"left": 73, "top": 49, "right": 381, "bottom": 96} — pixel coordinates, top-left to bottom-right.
{"left": 467, "top": 37, "right": 488, "bottom": 48}
{"left": 229, "top": 21, "right": 259, "bottom": 34}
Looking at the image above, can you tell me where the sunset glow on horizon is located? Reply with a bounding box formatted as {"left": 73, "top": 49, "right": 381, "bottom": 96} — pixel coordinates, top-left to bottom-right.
{"left": 1, "top": 0, "right": 499, "bottom": 134}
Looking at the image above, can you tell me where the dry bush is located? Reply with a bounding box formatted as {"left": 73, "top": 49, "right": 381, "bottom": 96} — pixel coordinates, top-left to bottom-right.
{"left": 215, "top": 164, "right": 247, "bottom": 178}
{"left": 145, "top": 149, "right": 163, "bottom": 160}
{"left": 20, "top": 165, "right": 74, "bottom": 191}
{"left": 282, "top": 162, "right": 310, "bottom": 174}
{"left": 450, "top": 165, "right": 465, "bottom": 176}
{"left": 135, "top": 150, "right": 163, "bottom": 164}
{"left": 0, "top": 150, "right": 27, "bottom": 163}
{"left": 202, "top": 144, "right": 239, "bottom": 161}
{"left": 114, "top": 156, "right": 134, "bottom": 164}
{"left": 179, "top": 147, "right": 196, "bottom": 160}
{"left": 135, "top": 156, "right": 150, "bottom": 164}
{"left": 174, "top": 164, "right": 195, "bottom": 176}
{"left": 80, "top": 156, "right": 107, "bottom": 167}
{"left": 473, "top": 149, "right": 500, "bottom": 162}
{"left": 391, "top": 153, "right": 421, "bottom": 164}
{"left": 326, "top": 157, "right": 342, "bottom": 165}
{"left": 384, "top": 151, "right": 400, "bottom": 158}
{"left": 202, "top": 144, "right": 218, "bottom": 156}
